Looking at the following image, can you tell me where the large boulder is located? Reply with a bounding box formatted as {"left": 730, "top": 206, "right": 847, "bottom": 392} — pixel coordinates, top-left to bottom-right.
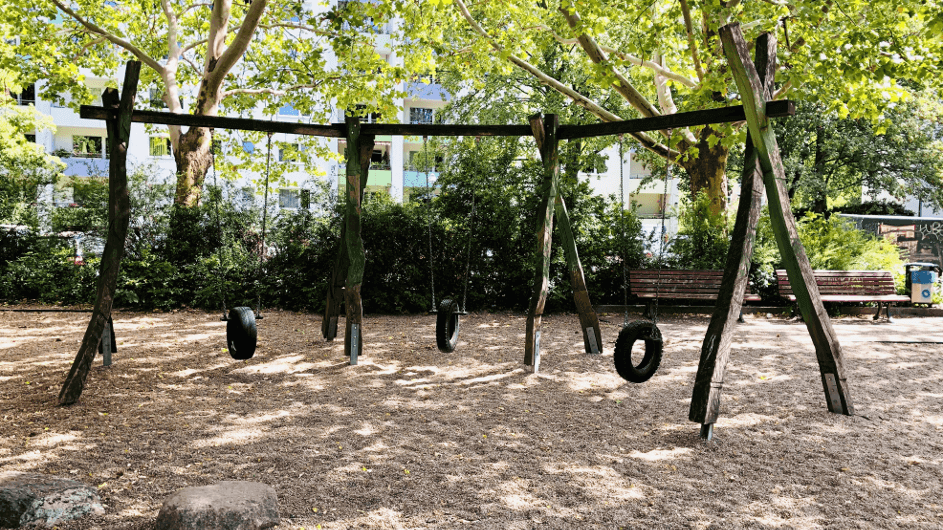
{"left": 0, "top": 472, "right": 105, "bottom": 528}
{"left": 155, "top": 481, "right": 278, "bottom": 530}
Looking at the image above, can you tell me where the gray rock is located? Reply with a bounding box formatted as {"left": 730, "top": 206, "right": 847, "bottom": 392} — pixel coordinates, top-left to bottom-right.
{"left": 155, "top": 481, "right": 278, "bottom": 530}
{"left": 0, "top": 472, "right": 105, "bottom": 528}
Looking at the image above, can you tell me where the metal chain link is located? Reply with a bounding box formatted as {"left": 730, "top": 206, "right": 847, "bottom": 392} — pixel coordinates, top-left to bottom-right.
{"left": 210, "top": 130, "right": 228, "bottom": 321}
{"left": 652, "top": 128, "right": 674, "bottom": 327}
{"left": 423, "top": 136, "right": 436, "bottom": 311}
{"left": 461, "top": 193, "right": 476, "bottom": 313}
{"left": 619, "top": 135, "right": 628, "bottom": 327}
{"left": 256, "top": 133, "right": 272, "bottom": 318}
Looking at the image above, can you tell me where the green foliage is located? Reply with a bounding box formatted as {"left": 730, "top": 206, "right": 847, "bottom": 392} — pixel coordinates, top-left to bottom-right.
{"left": 668, "top": 190, "right": 732, "bottom": 269}
{"left": 836, "top": 200, "right": 916, "bottom": 217}
{"left": 772, "top": 96, "right": 943, "bottom": 214}
{"left": 753, "top": 211, "right": 904, "bottom": 275}
{"left": 0, "top": 237, "right": 97, "bottom": 303}
{"left": 49, "top": 177, "right": 108, "bottom": 233}
{"left": 0, "top": 99, "right": 63, "bottom": 227}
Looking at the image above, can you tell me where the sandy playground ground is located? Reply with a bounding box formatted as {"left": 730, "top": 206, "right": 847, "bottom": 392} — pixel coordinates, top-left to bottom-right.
{"left": 1, "top": 307, "right": 942, "bottom": 529}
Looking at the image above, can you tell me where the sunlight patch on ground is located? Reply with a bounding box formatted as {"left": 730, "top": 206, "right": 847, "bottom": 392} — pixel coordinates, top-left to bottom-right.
{"left": 716, "top": 413, "right": 781, "bottom": 429}
{"left": 459, "top": 369, "right": 525, "bottom": 386}
{"left": 30, "top": 432, "right": 79, "bottom": 448}
{"left": 353, "top": 422, "right": 379, "bottom": 437}
{"left": 232, "top": 355, "right": 317, "bottom": 375}
{"left": 627, "top": 447, "right": 693, "bottom": 462}
{"left": 195, "top": 427, "right": 270, "bottom": 448}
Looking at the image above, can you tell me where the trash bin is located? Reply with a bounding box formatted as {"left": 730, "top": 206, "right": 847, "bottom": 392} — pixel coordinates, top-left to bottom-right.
{"left": 905, "top": 263, "right": 940, "bottom": 304}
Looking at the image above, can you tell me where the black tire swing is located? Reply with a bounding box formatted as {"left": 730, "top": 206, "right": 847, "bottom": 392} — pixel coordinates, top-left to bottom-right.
{"left": 612, "top": 131, "right": 674, "bottom": 383}
{"left": 211, "top": 132, "right": 272, "bottom": 360}
{"left": 423, "top": 136, "right": 476, "bottom": 353}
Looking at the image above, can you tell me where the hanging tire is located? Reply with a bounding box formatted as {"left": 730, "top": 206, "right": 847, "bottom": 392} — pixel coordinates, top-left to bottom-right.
{"left": 227, "top": 306, "right": 257, "bottom": 360}
{"left": 613, "top": 320, "right": 663, "bottom": 383}
{"left": 436, "top": 298, "right": 460, "bottom": 353}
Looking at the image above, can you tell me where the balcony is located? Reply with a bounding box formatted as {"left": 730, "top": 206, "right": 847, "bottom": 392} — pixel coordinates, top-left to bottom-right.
{"left": 336, "top": 164, "right": 392, "bottom": 187}
{"left": 404, "top": 170, "right": 438, "bottom": 188}
{"left": 60, "top": 157, "right": 109, "bottom": 177}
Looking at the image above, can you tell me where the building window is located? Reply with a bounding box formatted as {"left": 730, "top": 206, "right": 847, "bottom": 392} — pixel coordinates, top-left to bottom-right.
{"left": 24, "top": 134, "right": 36, "bottom": 143}
{"left": 12, "top": 83, "right": 35, "bottom": 106}
{"left": 408, "top": 150, "right": 442, "bottom": 171}
{"left": 585, "top": 154, "right": 607, "bottom": 175}
{"left": 279, "top": 189, "right": 300, "bottom": 209}
{"left": 241, "top": 187, "right": 254, "bottom": 207}
{"left": 72, "top": 135, "right": 104, "bottom": 158}
{"left": 242, "top": 141, "right": 255, "bottom": 153}
{"left": 279, "top": 143, "right": 301, "bottom": 162}
{"left": 370, "top": 149, "right": 390, "bottom": 170}
{"left": 149, "top": 136, "right": 172, "bottom": 157}
{"left": 148, "top": 88, "right": 166, "bottom": 108}
{"left": 409, "top": 107, "right": 433, "bottom": 124}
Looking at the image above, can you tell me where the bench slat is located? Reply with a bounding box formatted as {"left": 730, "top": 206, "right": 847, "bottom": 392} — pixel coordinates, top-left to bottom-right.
{"left": 776, "top": 269, "right": 902, "bottom": 299}
{"left": 627, "top": 269, "right": 760, "bottom": 301}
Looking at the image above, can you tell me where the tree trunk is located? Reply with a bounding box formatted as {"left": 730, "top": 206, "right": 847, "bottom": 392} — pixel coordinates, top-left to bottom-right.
{"left": 173, "top": 126, "right": 214, "bottom": 207}
{"left": 679, "top": 125, "right": 730, "bottom": 215}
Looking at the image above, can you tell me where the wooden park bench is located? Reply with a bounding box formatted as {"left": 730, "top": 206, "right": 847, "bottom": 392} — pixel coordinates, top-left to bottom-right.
{"left": 776, "top": 269, "right": 909, "bottom": 321}
{"left": 628, "top": 269, "right": 761, "bottom": 319}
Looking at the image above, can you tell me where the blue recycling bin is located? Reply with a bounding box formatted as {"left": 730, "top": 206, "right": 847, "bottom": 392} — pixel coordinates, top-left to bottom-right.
{"left": 905, "top": 263, "right": 940, "bottom": 304}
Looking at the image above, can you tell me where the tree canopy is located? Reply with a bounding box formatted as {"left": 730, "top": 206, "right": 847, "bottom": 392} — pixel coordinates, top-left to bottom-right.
{"left": 774, "top": 92, "right": 943, "bottom": 214}
{"left": 405, "top": 0, "right": 943, "bottom": 213}
{"left": 4, "top": 0, "right": 428, "bottom": 206}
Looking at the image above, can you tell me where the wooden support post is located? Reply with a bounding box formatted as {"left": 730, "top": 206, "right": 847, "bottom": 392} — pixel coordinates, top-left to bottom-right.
{"left": 58, "top": 61, "right": 140, "bottom": 405}
{"left": 97, "top": 316, "right": 117, "bottom": 367}
{"left": 720, "top": 23, "right": 853, "bottom": 415}
{"left": 322, "top": 118, "right": 374, "bottom": 341}
{"left": 554, "top": 195, "right": 602, "bottom": 354}
{"left": 689, "top": 33, "right": 775, "bottom": 427}
{"left": 321, "top": 114, "right": 375, "bottom": 341}
{"left": 342, "top": 115, "right": 375, "bottom": 362}
{"left": 525, "top": 114, "right": 558, "bottom": 368}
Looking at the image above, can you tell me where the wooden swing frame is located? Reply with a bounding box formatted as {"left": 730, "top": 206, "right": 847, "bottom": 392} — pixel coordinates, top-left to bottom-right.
{"left": 66, "top": 23, "right": 852, "bottom": 440}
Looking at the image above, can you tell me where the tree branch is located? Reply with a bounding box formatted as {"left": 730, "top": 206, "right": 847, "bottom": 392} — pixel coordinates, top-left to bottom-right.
{"left": 181, "top": 2, "right": 213, "bottom": 16}
{"left": 451, "top": 0, "right": 671, "bottom": 159}
{"left": 220, "top": 82, "right": 331, "bottom": 99}
{"left": 557, "top": 7, "right": 662, "bottom": 118}
{"left": 679, "top": 0, "right": 706, "bottom": 81}
{"left": 530, "top": 24, "right": 697, "bottom": 88}
{"left": 204, "top": 0, "right": 269, "bottom": 103}
{"left": 257, "top": 22, "right": 334, "bottom": 38}
{"left": 71, "top": 35, "right": 107, "bottom": 63}
{"left": 180, "top": 38, "right": 208, "bottom": 57}
{"left": 51, "top": 0, "right": 164, "bottom": 74}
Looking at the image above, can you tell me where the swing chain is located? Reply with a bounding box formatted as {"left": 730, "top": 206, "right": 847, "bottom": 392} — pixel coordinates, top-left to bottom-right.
{"left": 256, "top": 132, "right": 273, "bottom": 319}
{"left": 461, "top": 193, "right": 476, "bottom": 313}
{"left": 209, "top": 130, "right": 229, "bottom": 321}
{"left": 652, "top": 128, "right": 674, "bottom": 327}
{"left": 618, "top": 135, "right": 629, "bottom": 327}
{"left": 423, "top": 136, "right": 436, "bottom": 312}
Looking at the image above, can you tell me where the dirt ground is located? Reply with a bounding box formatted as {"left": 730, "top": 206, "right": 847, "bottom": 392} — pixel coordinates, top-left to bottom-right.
{"left": 1, "top": 307, "right": 942, "bottom": 529}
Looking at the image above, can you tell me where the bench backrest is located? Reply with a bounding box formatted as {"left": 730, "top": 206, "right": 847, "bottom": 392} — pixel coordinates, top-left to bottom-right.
{"left": 628, "top": 269, "right": 756, "bottom": 300}
{"left": 776, "top": 269, "right": 897, "bottom": 297}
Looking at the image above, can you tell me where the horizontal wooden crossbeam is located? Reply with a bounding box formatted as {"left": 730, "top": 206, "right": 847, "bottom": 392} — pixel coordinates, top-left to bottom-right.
{"left": 79, "top": 100, "right": 794, "bottom": 140}
{"left": 556, "top": 100, "right": 794, "bottom": 139}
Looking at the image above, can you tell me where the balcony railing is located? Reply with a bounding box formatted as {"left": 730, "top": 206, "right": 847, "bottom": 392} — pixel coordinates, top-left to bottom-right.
{"left": 61, "top": 157, "right": 110, "bottom": 177}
